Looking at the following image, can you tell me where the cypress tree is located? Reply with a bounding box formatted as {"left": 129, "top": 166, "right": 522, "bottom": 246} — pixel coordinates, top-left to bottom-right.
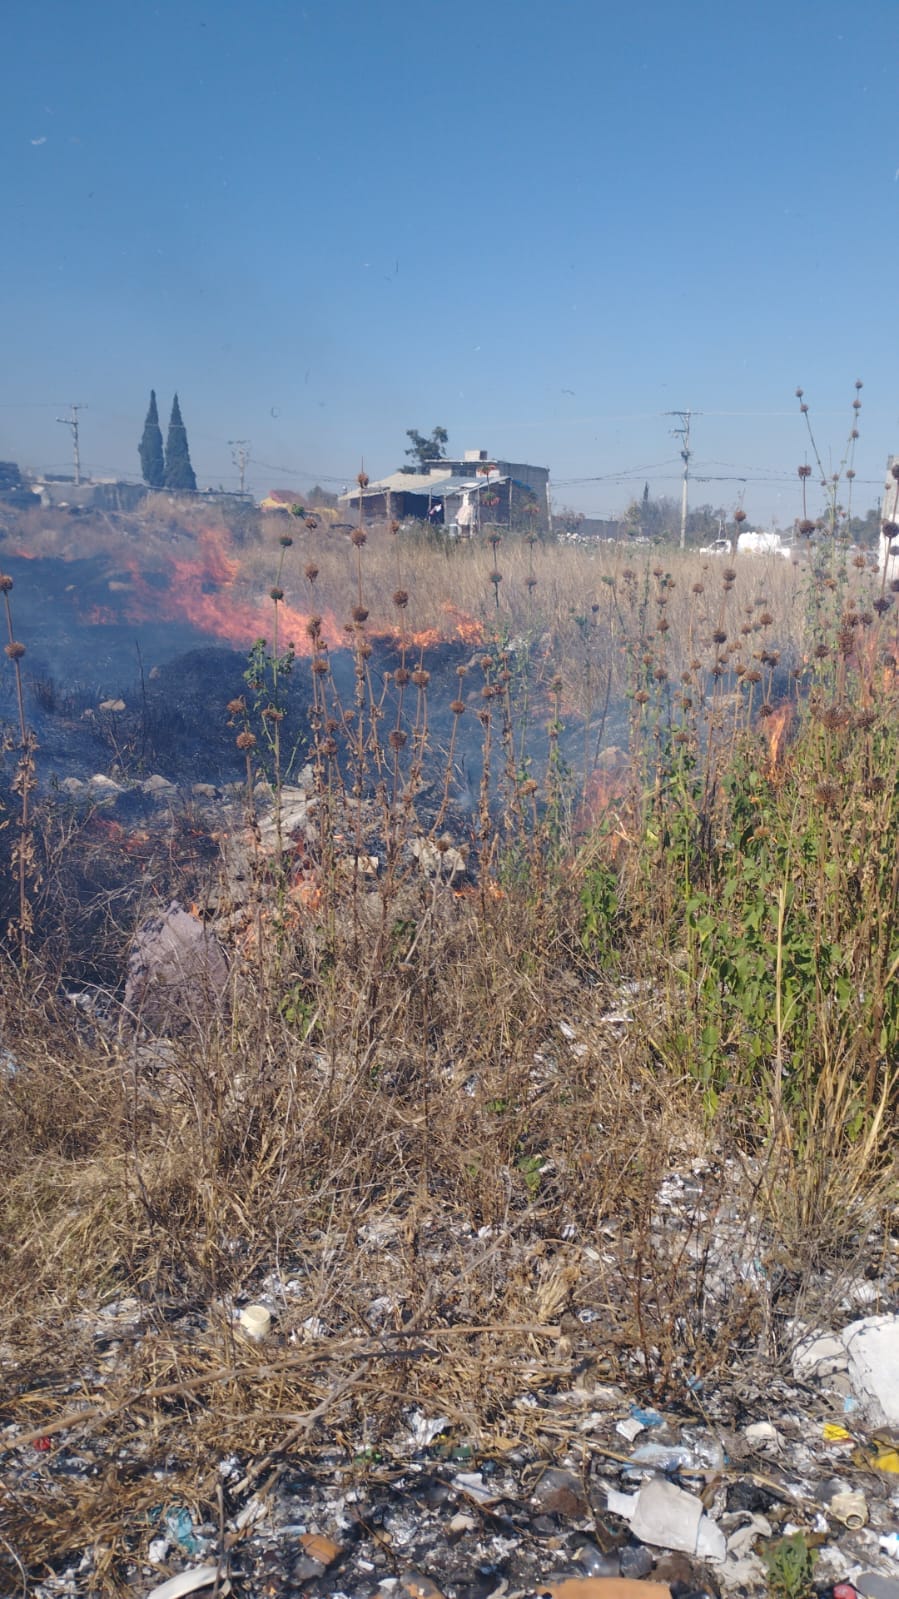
{"left": 164, "top": 393, "right": 197, "bottom": 492}
{"left": 138, "top": 390, "right": 165, "bottom": 487}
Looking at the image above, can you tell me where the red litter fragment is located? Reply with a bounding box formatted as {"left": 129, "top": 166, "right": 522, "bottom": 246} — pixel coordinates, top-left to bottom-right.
{"left": 834, "top": 1586, "right": 857, "bottom": 1599}
{"left": 33, "top": 1437, "right": 52, "bottom": 1451}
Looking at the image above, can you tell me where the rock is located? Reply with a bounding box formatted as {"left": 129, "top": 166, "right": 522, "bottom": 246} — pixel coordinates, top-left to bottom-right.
{"left": 724, "top": 1481, "right": 777, "bottom": 1514}
{"left": 395, "top": 1575, "right": 446, "bottom": 1599}
{"left": 651, "top": 1553, "right": 702, "bottom": 1586}
{"left": 842, "top": 1315, "right": 899, "bottom": 1426}
{"left": 124, "top": 900, "right": 229, "bottom": 1032}
{"left": 743, "top": 1421, "right": 784, "bottom": 1451}
{"left": 856, "top": 1578, "right": 899, "bottom": 1599}
{"left": 299, "top": 1532, "right": 341, "bottom": 1565}
{"left": 142, "top": 774, "right": 177, "bottom": 794}
{"left": 618, "top": 1545, "right": 655, "bottom": 1580}
{"left": 533, "top": 1467, "right": 590, "bottom": 1519}
{"left": 791, "top": 1330, "right": 849, "bottom": 1381}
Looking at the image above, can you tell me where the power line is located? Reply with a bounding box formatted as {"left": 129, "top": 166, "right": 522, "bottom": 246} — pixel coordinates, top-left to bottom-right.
{"left": 56, "top": 404, "right": 85, "bottom": 485}
{"left": 665, "top": 410, "right": 697, "bottom": 551}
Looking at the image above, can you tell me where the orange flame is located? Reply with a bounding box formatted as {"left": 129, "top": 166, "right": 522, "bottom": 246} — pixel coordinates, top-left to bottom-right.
{"left": 440, "top": 602, "right": 484, "bottom": 645}
{"left": 103, "top": 530, "right": 343, "bottom": 655}
{"left": 762, "top": 702, "right": 792, "bottom": 773}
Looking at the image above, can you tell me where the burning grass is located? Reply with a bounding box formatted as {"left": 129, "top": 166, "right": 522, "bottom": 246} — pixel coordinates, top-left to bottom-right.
{"left": 0, "top": 506, "right": 897, "bottom": 1593}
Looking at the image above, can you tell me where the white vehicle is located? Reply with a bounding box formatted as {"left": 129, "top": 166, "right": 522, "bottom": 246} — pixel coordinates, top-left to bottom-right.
{"left": 736, "top": 530, "right": 793, "bottom": 559}
{"left": 699, "top": 536, "right": 733, "bottom": 556}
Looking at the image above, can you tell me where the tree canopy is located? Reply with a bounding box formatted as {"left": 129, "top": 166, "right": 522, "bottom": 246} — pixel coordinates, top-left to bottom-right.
{"left": 401, "top": 426, "right": 449, "bottom": 474}
{"left": 164, "top": 393, "right": 197, "bottom": 492}
{"left": 138, "top": 390, "right": 165, "bottom": 488}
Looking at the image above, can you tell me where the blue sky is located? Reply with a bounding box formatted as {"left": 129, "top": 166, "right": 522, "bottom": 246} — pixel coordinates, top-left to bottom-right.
{"left": 2, "top": 0, "right": 898, "bottom": 523}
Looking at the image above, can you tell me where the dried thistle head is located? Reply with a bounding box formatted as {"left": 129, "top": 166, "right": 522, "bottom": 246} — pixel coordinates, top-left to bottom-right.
{"left": 304, "top": 563, "right": 319, "bottom": 583}
{"left": 356, "top": 471, "right": 369, "bottom": 489}
{"left": 352, "top": 605, "right": 369, "bottom": 623}
{"left": 279, "top": 533, "right": 294, "bottom": 548}
{"left": 351, "top": 527, "right": 367, "bottom": 547}
{"left": 450, "top": 699, "right": 466, "bottom": 716}
{"left": 226, "top": 697, "right": 246, "bottom": 716}
{"left": 388, "top": 729, "right": 407, "bottom": 751}
{"left": 306, "top": 615, "right": 322, "bottom": 638}
{"left": 269, "top": 586, "right": 284, "bottom": 601}
{"left": 395, "top": 667, "right": 411, "bottom": 686}
{"left": 0, "top": 574, "right": 13, "bottom": 593}
{"left": 411, "top": 668, "right": 430, "bottom": 687}
{"left": 4, "top": 642, "right": 25, "bottom": 660}
{"left": 236, "top": 730, "right": 256, "bottom": 750}
{"left": 392, "top": 589, "right": 409, "bottom": 608}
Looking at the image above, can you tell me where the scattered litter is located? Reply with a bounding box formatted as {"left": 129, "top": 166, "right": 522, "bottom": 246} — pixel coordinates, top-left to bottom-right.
{"left": 744, "top": 1420, "right": 784, "bottom": 1451}
{"left": 144, "top": 1569, "right": 229, "bottom": 1599}
{"left": 405, "top": 1411, "right": 449, "bottom": 1449}
{"left": 843, "top": 1315, "right": 899, "bottom": 1427}
{"left": 630, "top": 1405, "right": 664, "bottom": 1428}
{"left": 828, "top": 1488, "right": 868, "bottom": 1528}
{"left": 792, "top": 1329, "right": 849, "bottom": 1380}
{"left": 237, "top": 1304, "right": 271, "bottom": 1342}
{"left": 543, "top": 1582, "right": 672, "bottom": 1599}
{"left": 616, "top": 1416, "right": 645, "bottom": 1442}
{"left": 607, "top": 1476, "right": 726, "bottom": 1561}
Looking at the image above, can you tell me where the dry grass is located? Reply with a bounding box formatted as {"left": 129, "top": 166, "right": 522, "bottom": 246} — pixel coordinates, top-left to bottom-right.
{"left": 0, "top": 507, "right": 896, "bottom": 1593}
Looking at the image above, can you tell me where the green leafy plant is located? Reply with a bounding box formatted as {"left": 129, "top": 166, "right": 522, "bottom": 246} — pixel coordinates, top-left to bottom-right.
{"left": 762, "top": 1533, "right": 817, "bottom": 1599}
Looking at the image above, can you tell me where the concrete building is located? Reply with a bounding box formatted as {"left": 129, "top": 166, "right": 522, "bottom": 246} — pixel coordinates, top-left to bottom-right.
{"left": 339, "top": 448, "right": 551, "bottom": 534}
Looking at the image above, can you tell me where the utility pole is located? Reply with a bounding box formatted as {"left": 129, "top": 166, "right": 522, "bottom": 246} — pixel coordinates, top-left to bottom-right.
{"left": 57, "top": 404, "right": 85, "bottom": 485}
{"left": 665, "top": 409, "right": 697, "bottom": 550}
{"left": 228, "top": 439, "right": 251, "bottom": 495}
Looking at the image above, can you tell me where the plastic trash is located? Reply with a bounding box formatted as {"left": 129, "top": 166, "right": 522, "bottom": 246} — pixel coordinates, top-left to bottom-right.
{"left": 842, "top": 1315, "right": 899, "bottom": 1427}
{"left": 607, "top": 1477, "right": 726, "bottom": 1562}
{"left": 238, "top": 1304, "right": 271, "bottom": 1341}
{"left": 544, "top": 1582, "right": 672, "bottom": 1599}
{"left": 630, "top": 1437, "right": 724, "bottom": 1473}
{"left": 164, "top": 1506, "right": 204, "bottom": 1554}
{"left": 630, "top": 1405, "right": 664, "bottom": 1428}
{"left": 145, "top": 1569, "right": 230, "bottom": 1599}
{"left": 629, "top": 1444, "right": 699, "bottom": 1472}
{"left": 827, "top": 1489, "right": 868, "bottom": 1530}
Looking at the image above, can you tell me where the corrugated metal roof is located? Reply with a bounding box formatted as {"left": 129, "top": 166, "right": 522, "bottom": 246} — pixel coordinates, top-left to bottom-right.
{"left": 340, "top": 471, "right": 509, "bottom": 501}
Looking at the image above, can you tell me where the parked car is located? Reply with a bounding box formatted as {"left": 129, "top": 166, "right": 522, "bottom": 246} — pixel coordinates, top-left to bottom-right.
{"left": 699, "top": 537, "right": 733, "bottom": 556}
{"left": 737, "top": 530, "right": 793, "bottom": 559}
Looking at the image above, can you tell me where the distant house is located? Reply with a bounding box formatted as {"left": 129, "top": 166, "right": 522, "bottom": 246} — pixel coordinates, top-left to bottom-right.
{"left": 881, "top": 455, "right": 899, "bottom": 583}
{"left": 338, "top": 448, "right": 551, "bottom": 533}
{"left": 260, "top": 489, "right": 303, "bottom": 513}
